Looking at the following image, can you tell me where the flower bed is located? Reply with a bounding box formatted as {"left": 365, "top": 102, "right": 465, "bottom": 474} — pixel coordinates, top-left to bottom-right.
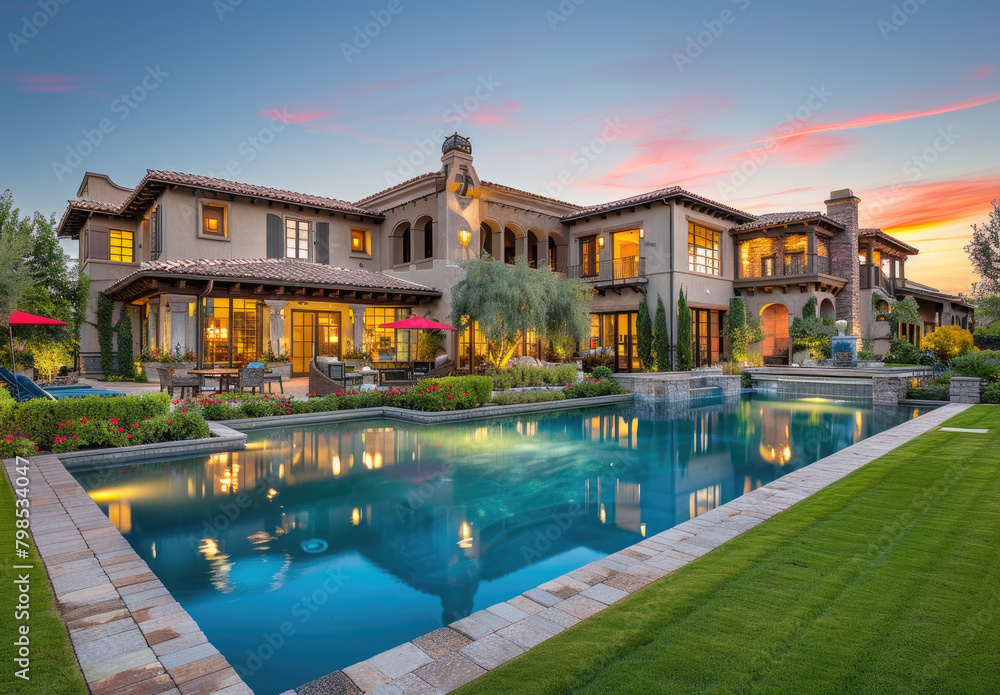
{"left": 0, "top": 391, "right": 212, "bottom": 455}
{"left": 487, "top": 364, "right": 578, "bottom": 390}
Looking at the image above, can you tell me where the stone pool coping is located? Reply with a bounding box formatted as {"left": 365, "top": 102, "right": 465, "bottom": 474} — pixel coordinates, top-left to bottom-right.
{"left": 290, "top": 403, "right": 972, "bottom": 695}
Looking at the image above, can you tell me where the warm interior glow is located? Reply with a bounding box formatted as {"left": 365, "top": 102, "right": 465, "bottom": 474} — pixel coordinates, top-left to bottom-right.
{"left": 205, "top": 217, "right": 218, "bottom": 231}
{"left": 458, "top": 229, "right": 472, "bottom": 247}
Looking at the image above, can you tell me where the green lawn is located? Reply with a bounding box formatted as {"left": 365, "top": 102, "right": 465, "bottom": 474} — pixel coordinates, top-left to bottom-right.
{"left": 460, "top": 406, "right": 1000, "bottom": 695}
{"left": 0, "top": 462, "right": 88, "bottom": 695}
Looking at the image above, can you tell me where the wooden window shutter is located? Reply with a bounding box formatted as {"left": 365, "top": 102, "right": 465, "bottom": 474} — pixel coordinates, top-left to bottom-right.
{"left": 89, "top": 227, "right": 110, "bottom": 260}
{"left": 315, "top": 222, "right": 330, "bottom": 265}
{"left": 266, "top": 214, "right": 282, "bottom": 258}
{"left": 150, "top": 205, "right": 163, "bottom": 260}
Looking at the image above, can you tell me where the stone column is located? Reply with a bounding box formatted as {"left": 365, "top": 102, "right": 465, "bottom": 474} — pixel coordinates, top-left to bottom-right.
{"left": 492, "top": 231, "right": 503, "bottom": 261}
{"left": 807, "top": 230, "right": 817, "bottom": 275}
{"left": 350, "top": 305, "right": 366, "bottom": 353}
{"left": 147, "top": 298, "right": 161, "bottom": 353}
{"left": 535, "top": 239, "right": 548, "bottom": 269}
{"left": 950, "top": 377, "right": 981, "bottom": 404}
{"left": 163, "top": 294, "right": 196, "bottom": 358}
{"left": 266, "top": 300, "right": 288, "bottom": 356}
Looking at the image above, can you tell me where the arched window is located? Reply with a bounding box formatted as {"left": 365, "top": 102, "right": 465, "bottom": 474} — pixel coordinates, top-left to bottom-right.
{"left": 393, "top": 223, "right": 411, "bottom": 266}
{"left": 423, "top": 219, "right": 433, "bottom": 259}
{"left": 528, "top": 230, "right": 541, "bottom": 268}
{"left": 480, "top": 222, "right": 493, "bottom": 258}
{"left": 504, "top": 226, "right": 517, "bottom": 265}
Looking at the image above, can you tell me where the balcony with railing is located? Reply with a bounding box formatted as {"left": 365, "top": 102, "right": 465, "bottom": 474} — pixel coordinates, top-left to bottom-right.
{"left": 859, "top": 264, "right": 894, "bottom": 296}
{"left": 567, "top": 256, "right": 646, "bottom": 291}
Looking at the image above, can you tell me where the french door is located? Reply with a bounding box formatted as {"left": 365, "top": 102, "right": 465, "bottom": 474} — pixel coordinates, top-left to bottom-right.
{"left": 291, "top": 310, "right": 341, "bottom": 376}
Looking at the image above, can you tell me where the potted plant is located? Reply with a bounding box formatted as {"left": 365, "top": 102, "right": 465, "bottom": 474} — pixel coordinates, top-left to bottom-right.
{"left": 260, "top": 342, "right": 292, "bottom": 379}
{"left": 140, "top": 344, "right": 196, "bottom": 382}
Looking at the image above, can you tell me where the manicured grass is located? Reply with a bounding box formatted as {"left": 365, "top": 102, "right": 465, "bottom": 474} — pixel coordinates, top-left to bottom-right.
{"left": 0, "top": 463, "right": 88, "bottom": 695}
{"left": 459, "top": 406, "right": 1000, "bottom": 695}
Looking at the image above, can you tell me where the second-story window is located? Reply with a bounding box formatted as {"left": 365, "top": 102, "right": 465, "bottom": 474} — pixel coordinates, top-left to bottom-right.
{"left": 285, "top": 219, "right": 311, "bottom": 260}
{"left": 110, "top": 230, "right": 134, "bottom": 262}
{"left": 202, "top": 204, "right": 226, "bottom": 237}
{"left": 688, "top": 222, "right": 721, "bottom": 276}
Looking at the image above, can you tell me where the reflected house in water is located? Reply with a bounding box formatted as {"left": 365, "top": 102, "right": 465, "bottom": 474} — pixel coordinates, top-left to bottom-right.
{"left": 80, "top": 397, "right": 886, "bottom": 626}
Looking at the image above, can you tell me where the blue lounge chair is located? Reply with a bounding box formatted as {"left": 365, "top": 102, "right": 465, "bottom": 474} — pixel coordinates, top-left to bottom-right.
{"left": 0, "top": 367, "right": 124, "bottom": 402}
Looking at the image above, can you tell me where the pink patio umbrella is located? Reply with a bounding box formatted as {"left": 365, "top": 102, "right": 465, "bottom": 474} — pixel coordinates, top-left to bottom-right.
{"left": 378, "top": 316, "right": 456, "bottom": 365}
{"left": 7, "top": 311, "right": 70, "bottom": 400}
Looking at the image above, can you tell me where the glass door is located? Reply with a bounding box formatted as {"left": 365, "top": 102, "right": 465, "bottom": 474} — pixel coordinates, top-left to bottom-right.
{"left": 292, "top": 310, "right": 342, "bottom": 376}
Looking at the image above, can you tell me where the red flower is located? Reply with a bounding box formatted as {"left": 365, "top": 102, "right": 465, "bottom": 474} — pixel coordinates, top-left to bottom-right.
{"left": 117, "top": 427, "right": 124, "bottom": 432}
{"left": 110, "top": 418, "right": 119, "bottom": 424}
{"left": 144, "top": 417, "right": 151, "bottom": 420}
{"left": 57, "top": 423, "right": 64, "bottom": 429}
{"left": 447, "top": 395, "right": 453, "bottom": 399}
{"left": 133, "top": 424, "right": 140, "bottom": 429}
{"left": 462, "top": 393, "right": 468, "bottom": 396}
{"left": 80, "top": 418, "right": 89, "bottom": 423}
{"left": 34, "top": 446, "right": 38, "bottom": 451}
{"left": 71, "top": 435, "right": 77, "bottom": 440}
{"left": 127, "top": 434, "right": 132, "bottom": 439}
{"left": 167, "top": 420, "right": 172, "bottom": 425}
{"left": 181, "top": 408, "right": 187, "bottom": 413}
{"left": 336, "top": 392, "right": 343, "bottom": 396}
{"left": 5, "top": 435, "right": 12, "bottom": 443}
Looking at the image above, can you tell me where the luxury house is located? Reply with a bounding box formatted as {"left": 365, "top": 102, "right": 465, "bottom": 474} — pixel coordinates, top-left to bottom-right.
{"left": 57, "top": 134, "right": 973, "bottom": 374}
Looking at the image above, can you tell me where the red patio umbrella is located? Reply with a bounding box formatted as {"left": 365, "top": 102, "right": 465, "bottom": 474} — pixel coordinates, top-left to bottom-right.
{"left": 8, "top": 311, "right": 69, "bottom": 399}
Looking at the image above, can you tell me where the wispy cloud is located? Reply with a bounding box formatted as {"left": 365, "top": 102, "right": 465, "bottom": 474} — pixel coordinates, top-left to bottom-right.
{"left": 258, "top": 108, "right": 334, "bottom": 124}
{"left": 469, "top": 102, "right": 529, "bottom": 130}
{"left": 908, "top": 65, "right": 995, "bottom": 105}
{"left": 740, "top": 93, "right": 1000, "bottom": 146}
{"left": 348, "top": 65, "right": 474, "bottom": 96}
{"left": 864, "top": 173, "right": 1000, "bottom": 233}
{"left": 15, "top": 74, "right": 94, "bottom": 92}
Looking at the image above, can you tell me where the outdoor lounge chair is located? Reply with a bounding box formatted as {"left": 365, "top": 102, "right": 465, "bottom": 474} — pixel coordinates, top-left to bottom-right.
{"left": 0, "top": 367, "right": 124, "bottom": 402}
{"left": 155, "top": 367, "right": 200, "bottom": 398}
{"left": 247, "top": 362, "right": 283, "bottom": 393}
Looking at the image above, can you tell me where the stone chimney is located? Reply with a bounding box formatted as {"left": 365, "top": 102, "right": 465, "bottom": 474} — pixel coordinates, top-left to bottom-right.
{"left": 825, "top": 188, "right": 861, "bottom": 336}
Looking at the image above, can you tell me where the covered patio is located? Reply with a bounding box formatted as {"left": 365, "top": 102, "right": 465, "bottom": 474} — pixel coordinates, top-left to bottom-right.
{"left": 103, "top": 258, "right": 443, "bottom": 376}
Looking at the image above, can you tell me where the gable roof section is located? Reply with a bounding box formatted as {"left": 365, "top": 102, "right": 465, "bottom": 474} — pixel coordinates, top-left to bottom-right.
{"left": 860, "top": 228, "right": 919, "bottom": 255}
{"left": 731, "top": 211, "right": 845, "bottom": 233}
{"left": 562, "top": 186, "right": 754, "bottom": 222}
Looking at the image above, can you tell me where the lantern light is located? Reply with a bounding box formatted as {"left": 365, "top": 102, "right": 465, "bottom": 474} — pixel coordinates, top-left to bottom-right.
{"left": 458, "top": 229, "right": 471, "bottom": 247}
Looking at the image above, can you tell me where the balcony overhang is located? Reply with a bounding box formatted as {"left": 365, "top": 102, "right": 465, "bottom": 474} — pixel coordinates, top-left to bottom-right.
{"left": 734, "top": 273, "right": 847, "bottom": 296}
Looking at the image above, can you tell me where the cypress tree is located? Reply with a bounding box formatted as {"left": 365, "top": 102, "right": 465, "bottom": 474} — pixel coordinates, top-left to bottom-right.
{"left": 637, "top": 293, "right": 653, "bottom": 370}
{"left": 677, "top": 288, "right": 693, "bottom": 371}
{"left": 97, "top": 292, "right": 115, "bottom": 376}
{"left": 653, "top": 294, "right": 669, "bottom": 372}
{"left": 115, "top": 305, "right": 135, "bottom": 379}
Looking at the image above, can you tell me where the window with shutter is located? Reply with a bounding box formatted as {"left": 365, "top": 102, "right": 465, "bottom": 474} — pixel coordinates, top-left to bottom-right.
{"left": 315, "top": 222, "right": 329, "bottom": 265}
{"left": 88, "top": 227, "right": 110, "bottom": 261}
{"left": 266, "top": 214, "right": 282, "bottom": 258}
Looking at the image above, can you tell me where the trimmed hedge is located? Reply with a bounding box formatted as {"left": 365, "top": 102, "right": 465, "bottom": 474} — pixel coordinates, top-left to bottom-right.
{"left": 492, "top": 390, "right": 566, "bottom": 406}
{"left": 564, "top": 378, "right": 626, "bottom": 398}
{"left": 973, "top": 334, "right": 1000, "bottom": 351}
{"left": 1, "top": 392, "right": 171, "bottom": 446}
{"left": 487, "top": 365, "right": 577, "bottom": 390}
{"left": 50, "top": 412, "right": 210, "bottom": 453}
{"left": 948, "top": 350, "right": 1000, "bottom": 382}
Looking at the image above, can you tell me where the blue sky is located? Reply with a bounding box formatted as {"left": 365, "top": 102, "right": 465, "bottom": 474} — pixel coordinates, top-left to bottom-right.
{"left": 2, "top": 0, "right": 997, "bottom": 293}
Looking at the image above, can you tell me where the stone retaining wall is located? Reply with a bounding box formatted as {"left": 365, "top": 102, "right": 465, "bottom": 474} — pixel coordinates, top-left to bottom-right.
{"left": 950, "top": 377, "right": 981, "bottom": 404}
{"left": 873, "top": 375, "right": 909, "bottom": 405}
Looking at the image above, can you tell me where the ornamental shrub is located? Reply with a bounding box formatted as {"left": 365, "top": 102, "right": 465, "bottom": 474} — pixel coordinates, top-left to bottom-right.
{"left": 492, "top": 391, "right": 566, "bottom": 405}
{"left": 637, "top": 294, "right": 653, "bottom": 370}
{"left": 97, "top": 292, "right": 115, "bottom": 376}
{"left": 676, "top": 289, "right": 693, "bottom": 371}
{"left": 973, "top": 332, "right": 1000, "bottom": 351}
{"left": 921, "top": 325, "right": 974, "bottom": 361}
{"left": 591, "top": 366, "right": 613, "bottom": 380}
{"left": 11, "top": 393, "right": 170, "bottom": 445}
{"left": 115, "top": 306, "right": 136, "bottom": 379}
{"left": 417, "top": 376, "right": 492, "bottom": 404}
{"left": 488, "top": 364, "right": 577, "bottom": 390}
{"left": 653, "top": 294, "right": 669, "bottom": 371}
{"left": 981, "top": 383, "right": 1000, "bottom": 404}
{"left": 885, "top": 338, "right": 933, "bottom": 365}
{"left": 906, "top": 375, "right": 951, "bottom": 401}
{"left": 564, "top": 378, "right": 626, "bottom": 398}
{"left": 948, "top": 350, "right": 1000, "bottom": 382}
{"left": 1, "top": 433, "right": 37, "bottom": 457}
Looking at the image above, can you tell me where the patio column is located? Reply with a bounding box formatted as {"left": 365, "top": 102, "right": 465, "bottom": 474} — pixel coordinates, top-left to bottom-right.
{"left": 535, "top": 237, "right": 548, "bottom": 269}
{"left": 163, "top": 294, "right": 196, "bottom": 358}
{"left": 266, "top": 300, "right": 288, "bottom": 356}
{"left": 147, "top": 297, "right": 161, "bottom": 353}
{"left": 350, "top": 305, "right": 366, "bottom": 353}
{"left": 807, "top": 229, "right": 817, "bottom": 275}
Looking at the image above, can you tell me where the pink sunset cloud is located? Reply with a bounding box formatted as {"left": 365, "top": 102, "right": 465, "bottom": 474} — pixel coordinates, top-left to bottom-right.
{"left": 863, "top": 174, "right": 999, "bottom": 233}
{"left": 16, "top": 74, "right": 94, "bottom": 92}
{"left": 258, "top": 108, "right": 334, "bottom": 124}
{"left": 469, "top": 102, "right": 529, "bottom": 130}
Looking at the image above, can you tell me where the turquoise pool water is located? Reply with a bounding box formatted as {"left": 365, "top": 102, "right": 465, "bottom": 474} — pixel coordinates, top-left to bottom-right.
{"left": 73, "top": 395, "right": 929, "bottom": 694}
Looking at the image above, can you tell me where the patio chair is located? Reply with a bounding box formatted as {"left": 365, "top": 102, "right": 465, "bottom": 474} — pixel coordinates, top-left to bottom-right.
{"left": 0, "top": 367, "right": 124, "bottom": 402}
{"left": 236, "top": 366, "right": 265, "bottom": 394}
{"left": 155, "top": 367, "right": 200, "bottom": 399}
{"left": 247, "top": 362, "right": 283, "bottom": 393}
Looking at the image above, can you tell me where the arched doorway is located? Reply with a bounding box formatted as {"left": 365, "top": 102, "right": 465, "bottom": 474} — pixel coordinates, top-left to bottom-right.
{"left": 760, "top": 303, "right": 789, "bottom": 365}
{"left": 527, "top": 229, "right": 542, "bottom": 268}
{"left": 820, "top": 298, "right": 836, "bottom": 319}
{"left": 391, "top": 222, "right": 411, "bottom": 266}
{"left": 480, "top": 222, "right": 495, "bottom": 259}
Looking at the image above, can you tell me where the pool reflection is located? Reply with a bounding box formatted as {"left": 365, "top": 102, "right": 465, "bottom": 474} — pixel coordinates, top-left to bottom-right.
{"left": 73, "top": 395, "right": 926, "bottom": 694}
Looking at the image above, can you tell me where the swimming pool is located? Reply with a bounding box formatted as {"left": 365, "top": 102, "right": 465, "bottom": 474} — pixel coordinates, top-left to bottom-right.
{"left": 73, "top": 395, "right": 929, "bottom": 694}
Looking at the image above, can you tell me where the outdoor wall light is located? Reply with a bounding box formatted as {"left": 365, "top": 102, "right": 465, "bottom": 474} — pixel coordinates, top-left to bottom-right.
{"left": 598, "top": 235, "right": 605, "bottom": 248}
{"left": 639, "top": 228, "right": 645, "bottom": 239}
{"left": 458, "top": 229, "right": 471, "bottom": 247}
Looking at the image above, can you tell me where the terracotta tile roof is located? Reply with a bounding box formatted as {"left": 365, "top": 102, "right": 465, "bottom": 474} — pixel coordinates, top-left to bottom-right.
{"left": 480, "top": 181, "right": 582, "bottom": 210}
{"left": 57, "top": 199, "right": 123, "bottom": 238}
{"left": 354, "top": 172, "right": 441, "bottom": 207}
{"left": 860, "top": 228, "right": 919, "bottom": 255}
{"left": 105, "top": 258, "right": 440, "bottom": 295}
{"left": 562, "top": 186, "right": 753, "bottom": 221}
{"left": 144, "top": 170, "right": 380, "bottom": 217}
{"left": 731, "top": 211, "right": 844, "bottom": 232}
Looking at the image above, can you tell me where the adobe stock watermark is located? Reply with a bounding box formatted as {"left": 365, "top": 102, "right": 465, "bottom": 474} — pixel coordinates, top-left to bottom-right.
{"left": 208, "top": 109, "right": 296, "bottom": 180}
{"left": 546, "top": 0, "right": 588, "bottom": 31}
{"left": 383, "top": 74, "right": 502, "bottom": 186}
{"left": 541, "top": 116, "right": 627, "bottom": 199}
{"left": 715, "top": 84, "right": 833, "bottom": 198}
{"left": 340, "top": 0, "right": 410, "bottom": 63}
{"left": 673, "top": 0, "right": 752, "bottom": 73}
{"left": 7, "top": 0, "right": 71, "bottom": 54}
{"left": 212, "top": 0, "right": 242, "bottom": 21}
{"left": 51, "top": 65, "right": 169, "bottom": 183}
{"left": 877, "top": 0, "right": 931, "bottom": 40}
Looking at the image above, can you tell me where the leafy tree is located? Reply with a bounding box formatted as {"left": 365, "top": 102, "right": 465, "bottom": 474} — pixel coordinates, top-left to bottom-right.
{"left": 887, "top": 296, "right": 920, "bottom": 335}
{"left": 801, "top": 296, "right": 818, "bottom": 319}
{"left": 32, "top": 342, "right": 72, "bottom": 381}
{"left": 450, "top": 256, "right": 592, "bottom": 370}
{"left": 653, "top": 294, "right": 669, "bottom": 371}
{"left": 921, "top": 325, "right": 974, "bottom": 362}
{"left": 0, "top": 190, "right": 34, "bottom": 329}
{"left": 964, "top": 200, "right": 1000, "bottom": 295}
{"left": 637, "top": 294, "right": 653, "bottom": 370}
{"left": 677, "top": 288, "right": 693, "bottom": 371}
{"left": 97, "top": 292, "right": 115, "bottom": 375}
{"left": 973, "top": 295, "right": 1000, "bottom": 329}
{"left": 116, "top": 306, "right": 136, "bottom": 379}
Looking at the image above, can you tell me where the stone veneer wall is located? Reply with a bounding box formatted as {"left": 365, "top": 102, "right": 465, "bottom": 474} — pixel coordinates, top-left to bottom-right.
{"left": 872, "top": 375, "right": 909, "bottom": 405}
{"left": 950, "top": 377, "right": 981, "bottom": 404}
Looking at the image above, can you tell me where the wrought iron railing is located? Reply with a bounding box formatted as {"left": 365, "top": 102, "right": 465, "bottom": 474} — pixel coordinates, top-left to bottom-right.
{"left": 567, "top": 256, "right": 646, "bottom": 284}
